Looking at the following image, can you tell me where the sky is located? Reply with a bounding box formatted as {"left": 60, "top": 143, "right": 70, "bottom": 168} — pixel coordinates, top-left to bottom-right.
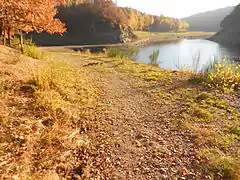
{"left": 117, "top": 0, "right": 239, "bottom": 18}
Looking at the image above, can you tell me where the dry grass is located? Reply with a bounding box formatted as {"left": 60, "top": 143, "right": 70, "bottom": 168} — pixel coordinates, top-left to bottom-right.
{"left": 0, "top": 46, "right": 99, "bottom": 179}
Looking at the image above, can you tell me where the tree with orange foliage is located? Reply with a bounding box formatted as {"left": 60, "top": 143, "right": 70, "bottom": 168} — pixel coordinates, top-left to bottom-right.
{"left": 97, "top": 0, "right": 127, "bottom": 26}
{"left": 0, "top": 0, "right": 66, "bottom": 52}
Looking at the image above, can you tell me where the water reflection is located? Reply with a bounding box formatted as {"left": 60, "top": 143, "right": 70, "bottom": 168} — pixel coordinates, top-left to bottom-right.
{"left": 135, "top": 39, "right": 240, "bottom": 71}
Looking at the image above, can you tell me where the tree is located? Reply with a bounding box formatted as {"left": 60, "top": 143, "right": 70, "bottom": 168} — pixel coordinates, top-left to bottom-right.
{"left": 120, "top": 7, "right": 189, "bottom": 32}
{"left": 0, "top": 0, "right": 66, "bottom": 51}
{"left": 97, "top": 0, "right": 127, "bottom": 26}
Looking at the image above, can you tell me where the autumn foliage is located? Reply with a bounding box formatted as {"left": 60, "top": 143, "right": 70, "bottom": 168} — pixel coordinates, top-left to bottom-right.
{"left": 63, "top": 1, "right": 189, "bottom": 32}
{"left": 96, "top": 0, "right": 127, "bottom": 26}
{"left": 121, "top": 8, "right": 189, "bottom": 32}
{"left": 0, "top": 0, "right": 66, "bottom": 46}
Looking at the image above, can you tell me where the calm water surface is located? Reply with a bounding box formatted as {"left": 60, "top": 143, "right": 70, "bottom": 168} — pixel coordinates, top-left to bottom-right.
{"left": 135, "top": 39, "right": 240, "bottom": 71}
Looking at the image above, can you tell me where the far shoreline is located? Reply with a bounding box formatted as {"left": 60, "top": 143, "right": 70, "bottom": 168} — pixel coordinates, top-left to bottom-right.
{"left": 40, "top": 31, "right": 216, "bottom": 53}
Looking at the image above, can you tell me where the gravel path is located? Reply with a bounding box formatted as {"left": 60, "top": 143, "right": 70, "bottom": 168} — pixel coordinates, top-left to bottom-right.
{"left": 65, "top": 54, "right": 209, "bottom": 179}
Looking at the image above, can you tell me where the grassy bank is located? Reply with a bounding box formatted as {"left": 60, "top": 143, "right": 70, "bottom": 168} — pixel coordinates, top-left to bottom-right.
{"left": 1, "top": 45, "right": 239, "bottom": 179}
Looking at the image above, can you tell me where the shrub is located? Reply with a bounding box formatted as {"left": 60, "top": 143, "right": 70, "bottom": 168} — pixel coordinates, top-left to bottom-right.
{"left": 205, "top": 59, "right": 240, "bottom": 92}
{"left": 23, "top": 44, "right": 45, "bottom": 59}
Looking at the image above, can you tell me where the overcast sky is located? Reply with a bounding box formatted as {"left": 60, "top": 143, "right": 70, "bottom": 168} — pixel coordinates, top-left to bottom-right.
{"left": 117, "top": 0, "right": 239, "bottom": 18}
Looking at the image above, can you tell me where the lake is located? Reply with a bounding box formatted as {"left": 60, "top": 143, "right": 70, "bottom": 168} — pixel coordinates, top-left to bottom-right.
{"left": 135, "top": 39, "right": 240, "bottom": 71}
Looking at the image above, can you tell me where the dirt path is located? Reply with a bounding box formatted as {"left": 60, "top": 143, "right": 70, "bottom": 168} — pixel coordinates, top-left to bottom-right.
{"left": 96, "top": 73, "right": 197, "bottom": 179}
{"left": 62, "top": 54, "right": 208, "bottom": 179}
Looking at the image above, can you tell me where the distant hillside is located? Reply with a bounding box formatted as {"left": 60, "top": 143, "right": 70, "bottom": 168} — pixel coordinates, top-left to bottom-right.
{"left": 211, "top": 4, "right": 240, "bottom": 45}
{"left": 182, "top": 6, "right": 234, "bottom": 32}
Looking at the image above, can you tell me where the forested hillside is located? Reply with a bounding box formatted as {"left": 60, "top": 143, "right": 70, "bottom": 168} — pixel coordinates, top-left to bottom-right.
{"left": 1, "top": 0, "right": 189, "bottom": 46}
{"left": 28, "top": 0, "right": 136, "bottom": 45}
{"left": 28, "top": 0, "right": 189, "bottom": 45}
{"left": 211, "top": 4, "right": 240, "bottom": 45}
{"left": 182, "top": 6, "right": 234, "bottom": 32}
{"left": 120, "top": 7, "right": 189, "bottom": 32}
{"left": 64, "top": 0, "right": 189, "bottom": 32}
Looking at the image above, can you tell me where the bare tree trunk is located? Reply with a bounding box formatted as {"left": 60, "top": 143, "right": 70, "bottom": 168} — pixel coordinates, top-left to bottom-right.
{"left": 7, "top": 27, "right": 11, "bottom": 46}
{"left": 19, "top": 31, "right": 24, "bottom": 53}
{"left": 3, "top": 30, "right": 6, "bottom": 45}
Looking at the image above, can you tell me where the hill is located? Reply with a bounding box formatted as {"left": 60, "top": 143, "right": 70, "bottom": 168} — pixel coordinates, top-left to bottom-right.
{"left": 182, "top": 6, "right": 234, "bottom": 32}
{"left": 211, "top": 4, "right": 240, "bottom": 45}
{"left": 28, "top": 3, "right": 189, "bottom": 46}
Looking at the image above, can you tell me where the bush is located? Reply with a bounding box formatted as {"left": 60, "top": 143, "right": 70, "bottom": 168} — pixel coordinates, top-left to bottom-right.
{"left": 23, "top": 44, "right": 45, "bottom": 59}
{"left": 205, "top": 59, "right": 240, "bottom": 92}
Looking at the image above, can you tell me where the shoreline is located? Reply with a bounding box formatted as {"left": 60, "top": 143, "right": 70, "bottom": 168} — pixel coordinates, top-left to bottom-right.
{"left": 40, "top": 32, "right": 216, "bottom": 52}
